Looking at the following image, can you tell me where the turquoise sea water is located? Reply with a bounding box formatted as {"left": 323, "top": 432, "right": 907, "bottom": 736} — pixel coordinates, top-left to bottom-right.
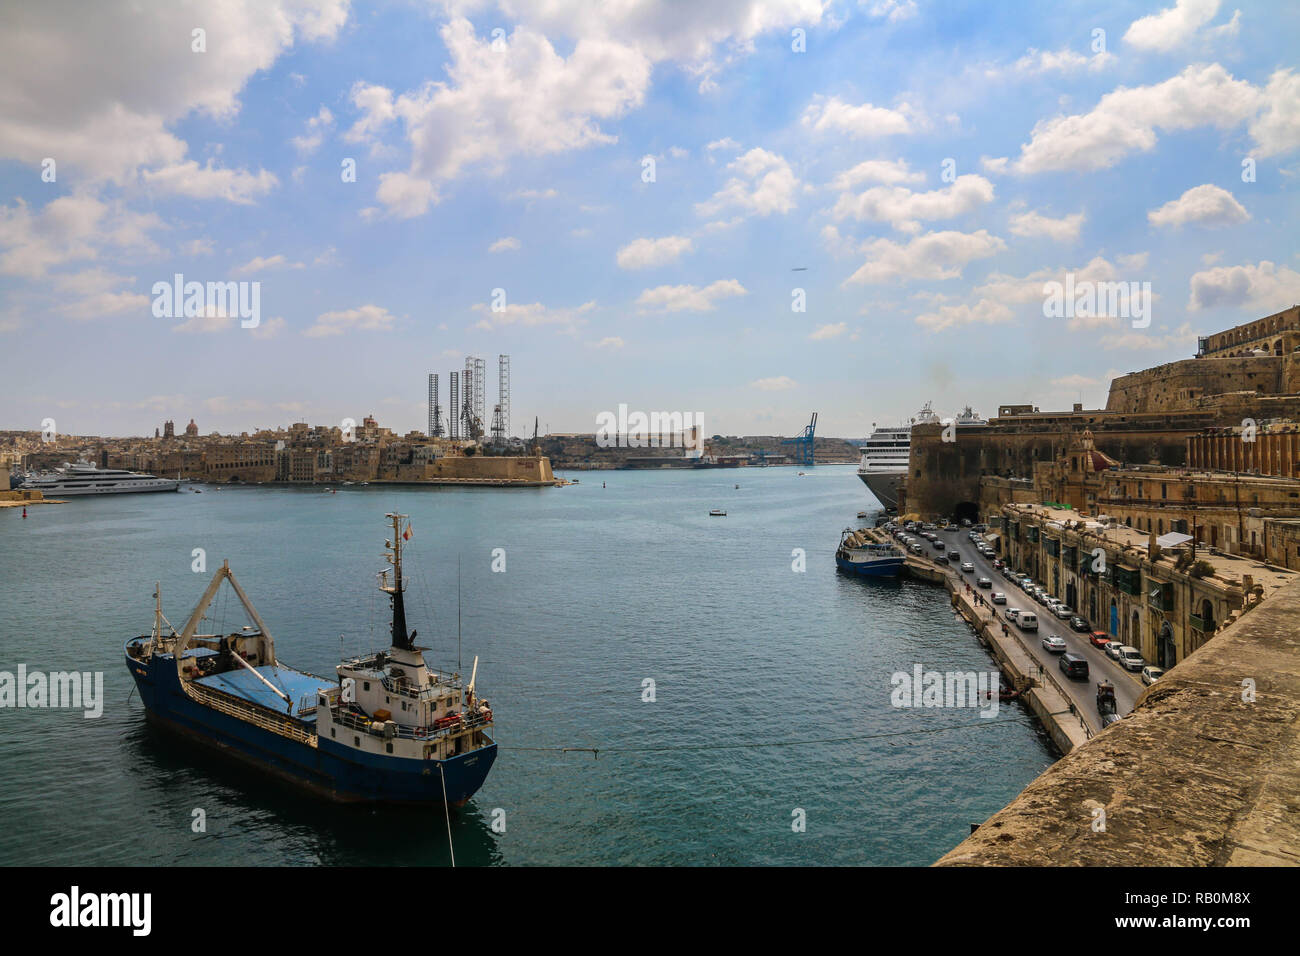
{"left": 0, "top": 465, "right": 1054, "bottom": 865}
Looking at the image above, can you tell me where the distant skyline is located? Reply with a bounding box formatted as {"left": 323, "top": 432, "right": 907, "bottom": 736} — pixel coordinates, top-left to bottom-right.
{"left": 2, "top": 0, "right": 1298, "bottom": 440}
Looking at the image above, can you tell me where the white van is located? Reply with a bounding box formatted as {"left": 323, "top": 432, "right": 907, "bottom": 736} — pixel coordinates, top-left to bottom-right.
{"left": 1018, "top": 612, "right": 1039, "bottom": 632}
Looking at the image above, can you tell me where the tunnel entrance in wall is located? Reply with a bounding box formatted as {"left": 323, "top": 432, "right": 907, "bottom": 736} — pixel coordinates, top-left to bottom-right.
{"left": 953, "top": 501, "right": 979, "bottom": 524}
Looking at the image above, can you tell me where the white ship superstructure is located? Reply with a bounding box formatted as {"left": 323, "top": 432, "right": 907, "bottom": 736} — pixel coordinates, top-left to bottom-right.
{"left": 20, "top": 462, "right": 180, "bottom": 496}
{"left": 857, "top": 403, "right": 986, "bottom": 510}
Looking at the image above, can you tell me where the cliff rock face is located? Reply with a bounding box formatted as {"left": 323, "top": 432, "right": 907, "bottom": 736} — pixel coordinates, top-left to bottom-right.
{"left": 935, "top": 578, "right": 1300, "bottom": 866}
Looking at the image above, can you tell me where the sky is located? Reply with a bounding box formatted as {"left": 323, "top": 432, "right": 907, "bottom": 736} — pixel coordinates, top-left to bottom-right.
{"left": 1, "top": 0, "right": 1298, "bottom": 440}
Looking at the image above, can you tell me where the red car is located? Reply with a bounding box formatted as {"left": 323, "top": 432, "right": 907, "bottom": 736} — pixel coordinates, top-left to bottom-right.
{"left": 1089, "top": 631, "right": 1112, "bottom": 649}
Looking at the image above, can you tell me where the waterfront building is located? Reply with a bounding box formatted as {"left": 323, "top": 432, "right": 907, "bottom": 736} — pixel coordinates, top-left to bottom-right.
{"left": 999, "top": 501, "right": 1294, "bottom": 669}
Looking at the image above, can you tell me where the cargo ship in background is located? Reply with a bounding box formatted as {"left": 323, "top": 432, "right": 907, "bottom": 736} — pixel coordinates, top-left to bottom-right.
{"left": 857, "top": 404, "right": 986, "bottom": 509}
{"left": 125, "top": 512, "right": 497, "bottom": 805}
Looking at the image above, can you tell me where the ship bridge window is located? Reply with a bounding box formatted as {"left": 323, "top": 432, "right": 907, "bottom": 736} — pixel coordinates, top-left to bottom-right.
{"left": 364, "top": 681, "right": 371, "bottom": 691}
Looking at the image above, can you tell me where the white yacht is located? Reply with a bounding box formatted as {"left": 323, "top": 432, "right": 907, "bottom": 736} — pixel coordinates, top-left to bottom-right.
{"left": 857, "top": 403, "right": 987, "bottom": 509}
{"left": 20, "top": 462, "right": 180, "bottom": 496}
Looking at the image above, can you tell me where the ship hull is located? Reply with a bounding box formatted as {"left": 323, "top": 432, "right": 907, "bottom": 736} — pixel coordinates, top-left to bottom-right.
{"left": 126, "top": 649, "right": 496, "bottom": 806}
{"left": 835, "top": 553, "right": 904, "bottom": 577}
{"left": 861, "top": 471, "right": 903, "bottom": 510}
{"left": 25, "top": 481, "right": 180, "bottom": 495}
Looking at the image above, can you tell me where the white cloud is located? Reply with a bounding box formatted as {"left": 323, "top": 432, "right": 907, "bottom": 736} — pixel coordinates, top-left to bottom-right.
{"left": 251, "top": 317, "right": 287, "bottom": 340}
{"left": 0, "top": 1, "right": 348, "bottom": 185}
{"left": 304, "top": 305, "right": 398, "bottom": 337}
{"left": 489, "top": 236, "right": 521, "bottom": 253}
{"left": 471, "top": 299, "right": 595, "bottom": 332}
{"left": 1188, "top": 260, "right": 1300, "bottom": 311}
{"left": 591, "top": 336, "right": 624, "bottom": 349}
{"left": 1008, "top": 209, "right": 1085, "bottom": 241}
{"left": 980, "top": 156, "right": 1009, "bottom": 174}
{"left": 801, "top": 94, "right": 919, "bottom": 138}
{"left": 914, "top": 298, "right": 1013, "bottom": 332}
{"left": 635, "top": 279, "right": 747, "bottom": 312}
{"left": 234, "top": 254, "right": 304, "bottom": 275}
{"left": 1013, "top": 47, "right": 1112, "bottom": 75}
{"left": 375, "top": 171, "right": 439, "bottom": 219}
{"left": 1013, "top": 64, "right": 1281, "bottom": 174}
{"left": 829, "top": 158, "right": 924, "bottom": 191}
{"left": 843, "top": 229, "right": 1006, "bottom": 285}
{"left": 141, "top": 160, "right": 278, "bottom": 205}
{"left": 865, "top": 1, "right": 918, "bottom": 24}
{"left": 1147, "top": 183, "right": 1249, "bottom": 228}
{"left": 181, "top": 238, "right": 215, "bottom": 256}
{"left": 1100, "top": 323, "right": 1199, "bottom": 352}
{"left": 751, "top": 375, "right": 797, "bottom": 390}
{"left": 0, "top": 193, "right": 160, "bottom": 278}
{"left": 695, "top": 148, "right": 799, "bottom": 219}
{"left": 173, "top": 313, "right": 237, "bottom": 334}
{"left": 291, "top": 106, "right": 334, "bottom": 156}
{"left": 706, "top": 137, "right": 741, "bottom": 151}
{"left": 1123, "top": 0, "right": 1234, "bottom": 52}
{"left": 53, "top": 267, "right": 149, "bottom": 320}
{"left": 808, "top": 322, "right": 847, "bottom": 340}
{"left": 350, "top": 19, "right": 651, "bottom": 217}
{"left": 616, "top": 235, "right": 694, "bottom": 269}
{"left": 831, "top": 175, "right": 994, "bottom": 232}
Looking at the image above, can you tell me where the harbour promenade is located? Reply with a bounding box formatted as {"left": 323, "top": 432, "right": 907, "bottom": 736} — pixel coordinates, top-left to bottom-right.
{"left": 880, "top": 529, "right": 1091, "bottom": 753}
{"left": 935, "top": 574, "right": 1300, "bottom": 865}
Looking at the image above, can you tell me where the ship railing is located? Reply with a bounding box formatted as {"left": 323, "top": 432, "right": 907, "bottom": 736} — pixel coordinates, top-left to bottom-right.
{"left": 331, "top": 705, "right": 492, "bottom": 740}
{"left": 182, "top": 679, "right": 317, "bottom": 746}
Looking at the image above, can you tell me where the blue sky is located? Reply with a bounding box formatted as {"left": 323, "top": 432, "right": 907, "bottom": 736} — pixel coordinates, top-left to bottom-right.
{"left": 1, "top": 0, "right": 1297, "bottom": 439}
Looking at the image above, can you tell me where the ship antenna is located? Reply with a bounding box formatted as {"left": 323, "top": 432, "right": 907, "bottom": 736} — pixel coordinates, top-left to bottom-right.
{"left": 457, "top": 554, "right": 462, "bottom": 673}
{"left": 383, "top": 512, "right": 412, "bottom": 651}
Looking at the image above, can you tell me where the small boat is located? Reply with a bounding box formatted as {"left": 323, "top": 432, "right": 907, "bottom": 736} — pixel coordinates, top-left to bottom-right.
{"left": 734, "top": 484, "right": 739, "bottom": 489}
{"left": 857, "top": 510, "right": 869, "bottom": 519}
{"left": 709, "top": 509, "right": 727, "bottom": 517}
{"left": 834, "top": 529, "right": 904, "bottom": 578}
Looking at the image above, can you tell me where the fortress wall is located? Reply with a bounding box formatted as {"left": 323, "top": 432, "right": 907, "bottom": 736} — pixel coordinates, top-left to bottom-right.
{"left": 1105, "top": 356, "right": 1287, "bottom": 414}
{"left": 935, "top": 576, "right": 1300, "bottom": 866}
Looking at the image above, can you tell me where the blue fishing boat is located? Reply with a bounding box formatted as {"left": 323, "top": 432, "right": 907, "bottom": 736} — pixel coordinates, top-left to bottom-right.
{"left": 125, "top": 513, "right": 496, "bottom": 805}
{"left": 835, "top": 529, "right": 905, "bottom": 578}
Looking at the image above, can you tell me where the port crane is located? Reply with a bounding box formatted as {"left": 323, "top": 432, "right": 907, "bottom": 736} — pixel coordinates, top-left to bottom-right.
{"left": 783, "top": 412, "right": 818, "bottom": 466}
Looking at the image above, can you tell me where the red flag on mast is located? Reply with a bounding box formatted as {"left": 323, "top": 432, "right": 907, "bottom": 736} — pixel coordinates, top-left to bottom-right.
{"left": 402, "top": 525, "right": 412, "bottom": 541}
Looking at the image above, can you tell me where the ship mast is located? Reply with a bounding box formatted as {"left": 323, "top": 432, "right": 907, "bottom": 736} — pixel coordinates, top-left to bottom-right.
{"left": 380, "top": 512, "right": 413, "bottom": 651}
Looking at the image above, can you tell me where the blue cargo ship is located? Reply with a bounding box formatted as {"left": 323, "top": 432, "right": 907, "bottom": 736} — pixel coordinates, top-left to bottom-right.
{"left": 834, "top": 528, "right": 905, "bottom": 578}
{"left": 125, "top": 513, "right": 496, "bottom": 805}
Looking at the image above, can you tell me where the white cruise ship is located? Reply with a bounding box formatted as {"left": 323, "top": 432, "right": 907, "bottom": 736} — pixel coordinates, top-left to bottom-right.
{"left": 857, "top": 403, "right": 986, "bottom": 509}
{"left": 20, "top": 462, "right": 180, "bottom": 496}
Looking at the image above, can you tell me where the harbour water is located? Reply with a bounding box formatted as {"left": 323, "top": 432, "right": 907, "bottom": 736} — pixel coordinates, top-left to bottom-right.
{"left": 0, "top": 466, "right": 1054, "bottom": 865}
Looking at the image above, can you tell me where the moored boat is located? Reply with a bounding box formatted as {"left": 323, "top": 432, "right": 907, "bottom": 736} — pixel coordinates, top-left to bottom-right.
{"left": 835, "top": 529, "right": 905, "bottom": 577}
{"left": 124, "top": 512, "right": 496, "bottom": 805}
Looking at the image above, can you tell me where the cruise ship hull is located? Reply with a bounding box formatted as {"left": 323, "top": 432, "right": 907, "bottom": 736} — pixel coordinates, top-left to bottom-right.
{"left": 126, "top": 646, "right": 496, "bottom": 805}
{"left": 861, "top": 471, "right": 903, "bottom": 510}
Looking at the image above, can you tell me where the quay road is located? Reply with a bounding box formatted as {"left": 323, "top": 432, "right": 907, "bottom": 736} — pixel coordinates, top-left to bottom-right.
{"left": 933, "top": 526, "right": 1143, "bottom": 732}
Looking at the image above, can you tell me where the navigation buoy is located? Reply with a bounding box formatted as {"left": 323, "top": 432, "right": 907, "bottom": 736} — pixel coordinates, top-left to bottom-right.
{"left": 22, "top": 506, "right": 27, "bottom": 518}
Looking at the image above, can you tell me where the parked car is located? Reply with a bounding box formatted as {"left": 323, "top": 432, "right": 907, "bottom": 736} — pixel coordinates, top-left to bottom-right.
{"left": 992, "top": 592, "right": 1006, "bottom": 605}
{"left": 1041, "top": 635, "right": 1067, "bottom": 653}
{"left": 1069, "top": 616, "right": 1090, "bottom": 632}
{"left": 1141, "top": 665, "right": 1165, "bottom": 685}
{"left": 1053, "top": 604, "right": 1073, "bottom": 619}
{"left": 1017, "top": 612, "right": 1039, "bottom": 632}
{"left": 948, "top": 550, "right": 960, "bottom": 561}
{"left": 1059, "top": 652, "right": 1089, "bottom": 680}
{"left": 1105, "top": 641, "right": 1126, "bottom": 661}
{"left": 1117, "top": 646, "right": 1145, "bottom": 671}
{"left": 1089, "top": 631, "right": 1112, "bottom": 649}
{"left": 909, "top": 543, "right": 924, "bottom": 554}
{"left": 945, "top": 524, "right": 959, "bottom": 532}
{"left": 961, "top": 562, "right": 974, "bottom": 573}
{"left": 935, "top": 555, "right": 949, "bottom": 566}
{"left": 1004, "top": 607, "right": 1021, "bottom": 621}
{"left": 977, "top": 577, "right": 992, "bottom": 589}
